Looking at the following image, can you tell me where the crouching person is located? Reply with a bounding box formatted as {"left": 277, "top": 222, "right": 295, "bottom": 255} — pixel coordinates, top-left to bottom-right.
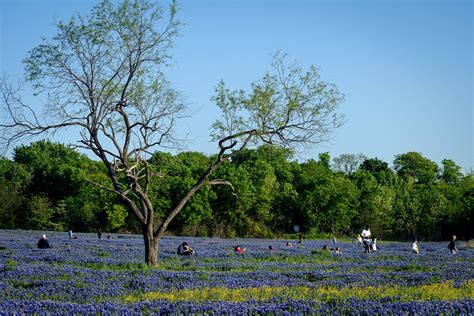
{"left": 177, "top": 242, "right": 195, "bottom": 256}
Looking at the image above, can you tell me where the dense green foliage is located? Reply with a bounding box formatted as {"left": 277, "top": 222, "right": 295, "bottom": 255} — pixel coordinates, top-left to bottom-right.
{"left": 1, "top": 140, "right": 472, "bottom": 240}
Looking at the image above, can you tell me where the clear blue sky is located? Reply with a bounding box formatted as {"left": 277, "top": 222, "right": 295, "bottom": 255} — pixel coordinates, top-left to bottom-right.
{"left": 1, "top": 0, "right": 472, "bottom": 172}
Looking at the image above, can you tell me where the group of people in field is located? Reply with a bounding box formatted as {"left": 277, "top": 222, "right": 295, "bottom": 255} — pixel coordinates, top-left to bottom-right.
{"left": 35, "top": 227, "right": 460, "bottom": 257}
{"left": 36, "top": 228, "right": 111, "bottom": 249}
{"left": 411, "top": 235, "right": 458, "bottom": 255}
{"left": 355, "top": 225, "right": 459, "bottom": 256}
{"left": 355, "top": 225, "right": 378, "bottom": 253}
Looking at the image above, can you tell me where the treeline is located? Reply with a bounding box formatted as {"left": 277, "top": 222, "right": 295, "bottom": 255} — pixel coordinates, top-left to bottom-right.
{"left": 0, "top": 140, "right": 472, "bottom": 240}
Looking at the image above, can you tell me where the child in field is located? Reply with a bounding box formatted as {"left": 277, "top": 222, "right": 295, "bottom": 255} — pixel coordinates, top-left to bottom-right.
{"left": 448, "top": 235, "right": 458, "bottom": 254}
{"left": 268, "top": 245, "right": 275, "bottom": 253}
{"left": 335, "top": 246, "right": 342, "bottom": 253}
{"left": 298, "top": 232, "right": 303, "bottom": 244}
{"left": 371, "top": 237, "right": 378, "bottom": 252}
{"left": 68, "top": 230, "right": 78, "bottom": 239}
{"left": 412, "top": 240, "right": 419, "bottom": 254}
{"left": 234, "top": 245, "right": 246, "bottom": 254}
{"left": 177, "top": 242, "right": 195, "bottom": 256}
{"left": 286, "top": 242, "right": 293, "bottom": 248}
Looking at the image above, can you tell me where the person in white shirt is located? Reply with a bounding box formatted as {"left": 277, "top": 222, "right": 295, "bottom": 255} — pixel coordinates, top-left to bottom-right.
{"left": 412, "top": 240, "right": 419, "bottom": 254}
{"left": 361, "top": 225, "right": 371, "bottom": 253}
{"left": 371, "top": 237, "right": 377, "bottom": 252}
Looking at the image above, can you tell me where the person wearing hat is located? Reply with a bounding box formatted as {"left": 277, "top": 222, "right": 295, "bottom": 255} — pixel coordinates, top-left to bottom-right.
{"left": 37, "top": 234, "right": 51, "bottom": 249}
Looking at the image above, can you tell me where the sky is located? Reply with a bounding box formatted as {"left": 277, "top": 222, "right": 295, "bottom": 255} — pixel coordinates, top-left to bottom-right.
{"left": 1, "top": 0, "right": 472, "bottom": 172}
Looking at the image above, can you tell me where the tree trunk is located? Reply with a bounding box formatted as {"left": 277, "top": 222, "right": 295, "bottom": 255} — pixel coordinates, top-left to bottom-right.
{"left": 143, "top": 224, "right": 159, "bottom": 266}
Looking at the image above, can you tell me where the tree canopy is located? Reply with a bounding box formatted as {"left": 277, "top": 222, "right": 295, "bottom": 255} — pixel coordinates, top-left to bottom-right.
{"left": 1, "top": 140, "right": 472, "bottom": 242}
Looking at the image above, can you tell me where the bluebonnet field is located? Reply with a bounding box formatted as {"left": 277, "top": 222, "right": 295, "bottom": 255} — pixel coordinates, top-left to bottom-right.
{"left": 1, "top": 230, "right": 473, "bottom": 315}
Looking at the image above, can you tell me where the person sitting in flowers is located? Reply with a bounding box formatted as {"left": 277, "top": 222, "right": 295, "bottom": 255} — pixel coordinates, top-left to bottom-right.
{"left": 37, "top": 234, "right": 51, "bottom": 249}
{"left": 177, "top": 242, "right": 195, "bottom": 256}
{"left": 234, "top": 245, "right": 246, "bottom": 254}
{"left": 412, "top": 240, "right": 419, "bottom": 254}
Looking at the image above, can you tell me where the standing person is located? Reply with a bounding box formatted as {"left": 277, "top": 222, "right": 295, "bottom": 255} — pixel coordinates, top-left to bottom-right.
{"left": 361, "top": 225, "right": 371, "bottom": 253}
{"left": 298, "top": 232, "right": 303, "bottom": 244}
{"left": 371, "top": 237, "right": 378, "bottom": 252}
{"left": 97, "top": 228, "right": 102, "bottom": 240}
{"left": 448, "top": 235, "right": 458, "bottom": 254}
{"left": 412, "top": 240, "right": 419, "bottom": 254}
{"left": 357, "top": 234, "right": 363, "bottom": 246}
{"left": 177, "top": 242, "right": 195, "bottom": 256}
{"left": 332, "top": 237, "right": 337, "bottom": 245}
{"left": 37, "top": 234, "right": 51, "bottom": 249}
{"left": 68, "top": 230, "right": 73, "bottom": 239}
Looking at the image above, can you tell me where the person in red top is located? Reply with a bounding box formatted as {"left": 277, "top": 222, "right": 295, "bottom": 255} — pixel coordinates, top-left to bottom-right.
{"left": 234, "top": 245, "right": 246, "bottom": 254}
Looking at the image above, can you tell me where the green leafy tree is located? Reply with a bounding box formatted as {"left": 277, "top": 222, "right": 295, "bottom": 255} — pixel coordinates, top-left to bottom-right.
{"left": 208, "top": 160, "right": 248, "bottom": 237}
{"left": 455, "top": 172, "right": 474, "bottom": 239}
{"left": 439, "top": 159, "right": 463, "bottom": 185}
{"left": 0, "top": 158, "right": 31, "bottom": 228}
{"left": 107, "top": 204, "right": 128, "bottom": 230}
{"left": 0, "top": 0, "right": 344, "bottom": 265}
{"left": 415, "top": 185, "right": 447, "bottom": 239}
{"left": 394, "top": 152, "right": 439, "bottom": 184}
{"left": 360, "top": 158, "right": 389, "bottom": 174}
{"left": 359, "top": 157, "right": 396, "bottom": 185}
{"left": 255, "top": 146, "right": 300, "bottom": 234}
{"left": 295, "top": 158, "right": 358, "bottom": 236}
{"left": 26, "top": 194, "right": 56, "bottom": 230}
{"left": 294, "top": 160, "right": 331, "bottom": 232}
{"left": 13, "top": 140, "right": 86, "bottom": 203}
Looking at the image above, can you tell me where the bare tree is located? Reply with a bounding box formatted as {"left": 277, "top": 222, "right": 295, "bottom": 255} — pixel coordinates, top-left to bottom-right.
{"left": 0, "top": 0, "right": 344, "bottom": 265}
{"left": 333, "top": 153, "right": 368, "bottom": 174}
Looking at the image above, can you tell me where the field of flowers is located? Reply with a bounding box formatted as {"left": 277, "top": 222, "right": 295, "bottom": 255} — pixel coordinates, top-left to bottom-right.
{"left": 1, "top": 229, "right": 473, "bottom": 314}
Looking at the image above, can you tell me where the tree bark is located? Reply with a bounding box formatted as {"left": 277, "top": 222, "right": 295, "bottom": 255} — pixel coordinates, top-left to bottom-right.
{"left": 142, "top": 224, "right": 159, "bottom": 266}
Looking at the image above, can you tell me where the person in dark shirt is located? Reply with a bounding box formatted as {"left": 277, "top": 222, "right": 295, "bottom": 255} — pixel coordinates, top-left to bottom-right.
{"left": 37, "top": 234, "right": 51, "bottom": 249}
{"left": 177, "top": 242, "right": 195, "bottom": 256}
{"left": 448, "top": 235, "right": 458, "bottom": 254}
{"left": 298, "top": 232, "right": 303, "bottom": 244}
